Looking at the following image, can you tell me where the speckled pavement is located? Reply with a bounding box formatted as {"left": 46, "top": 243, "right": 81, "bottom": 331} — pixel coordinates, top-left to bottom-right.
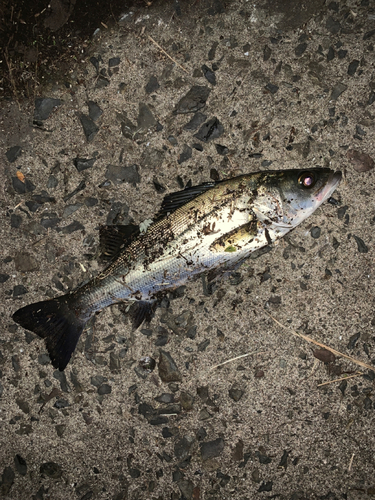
{"left": 1, "top": 1, "right": 375, "bottom": 498}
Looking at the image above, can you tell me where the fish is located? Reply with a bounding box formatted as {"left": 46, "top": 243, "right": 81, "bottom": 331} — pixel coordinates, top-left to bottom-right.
{"left": 12, "top": 168, "right": 341, "bottom": 371}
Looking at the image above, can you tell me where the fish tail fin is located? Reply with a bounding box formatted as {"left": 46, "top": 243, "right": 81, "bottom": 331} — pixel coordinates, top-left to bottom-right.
{"left": 12, "top": 294, "right": 89, "bottom": 371}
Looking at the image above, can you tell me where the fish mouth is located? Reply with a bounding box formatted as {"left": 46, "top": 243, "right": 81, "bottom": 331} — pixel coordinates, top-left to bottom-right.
{"left": 316, "top": 171, "right": 342, "bottom": 202}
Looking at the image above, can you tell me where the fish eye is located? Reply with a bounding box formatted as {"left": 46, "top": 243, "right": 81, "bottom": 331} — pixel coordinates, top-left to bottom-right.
{"left": 298, "top": 172, "right": 316, "bottom": 188}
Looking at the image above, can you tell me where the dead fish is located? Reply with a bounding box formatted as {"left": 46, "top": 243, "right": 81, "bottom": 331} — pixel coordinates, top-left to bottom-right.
{"left": 13, "top": 168, "right": 341, "bottom": 370}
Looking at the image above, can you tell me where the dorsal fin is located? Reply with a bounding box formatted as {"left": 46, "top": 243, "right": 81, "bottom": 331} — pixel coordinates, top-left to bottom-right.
{"left": 155, "top": 182, "right": 216, "bottom": 219}
{"left": 99, "top": 224, "right": 139, "bottom": 261}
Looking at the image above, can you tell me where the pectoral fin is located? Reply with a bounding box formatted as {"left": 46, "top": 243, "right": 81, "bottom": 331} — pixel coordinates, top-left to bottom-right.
{"left": 210, "top": 221, "right": 258, "bottom": 253}
{"left": 99, "top": 224, "right": 139, "bottom": 261}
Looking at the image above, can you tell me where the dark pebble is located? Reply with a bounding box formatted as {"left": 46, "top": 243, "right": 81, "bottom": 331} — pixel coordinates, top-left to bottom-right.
{"left": 158, "top": 351, "right": 182, "bottom": 382}
{"left": 192, "top": 143, "right": 203, "bottom": 151}
{"left": 25, "top": 200, "right": 41, "bottom": 212}
{"left": 85, "top": 197, "right": 98, "bottom": 208}
{"left": 313, "top": 348, "right": 335, "bottom": 363}
{"left": 0, "top": 466, "right": 15, "bottom": 495}
{"left": 178, "top": 145, "right": 192, "bottom": 164}
{"left": 38, "top": 353, "right": 51, "bottom": 365}
{"left": 330, "top": 83, "right": 347, "bottom": 100}
{"left": 149, "top": 416, "right": 169, "bottom": 425}
{"left": 178, "top": 479, "right": 194, "bottom": 499}
{"left": 279, "top": 450, "right": 289, "bottom": 469}
{"left": 337, "top": 205, "right": 348, "bottom": 219}
{"left": 58, "top": 221, "right": 85, "bottom": 234}
{"left": 74, "top": 157, "right": 96, "bottom": 173}
{"left": 137, "top": 103, "right": 157, "bottom": 130}
{"left": 338, "top": 49, "right": 347, "bottom": 59}
{"left": 180, "top": 391, "right": 194, "bottom": 410}
{"left": 145, "top": 76, "right": 160, "bottom": 94}
{"left": 40, "top": 462, "right": 62, "bottom": 479}
{"left": 194, "top": 117, "right": 224, "bottom": 142}
{"left": 346, "top": 150, "right": 374, "bottom": 172}
{"left": 258, "top": 481, "right": 273, "bottom": 492}
{"left": 331, "top": 236, "right": 339, "bottom": 249}
{"left": 348, "top": 60, "right": 359, "bottom": 76}
{"left": 364, "top": 28, "right": 375, "bottom": 40}
{"left": 198, "top": 339, "right": 210, "bottom": 352}
{"left": 10, "top": 214, "right": 22, "bottom": 228}
{"left": 200, "top": 438, "right": 224, "bottom": 460}
{"left": 98, "top": 384, "right": 112, "bottom": 395}
{"left": 63, "top": 204, "right": 82, "bottom": 218}
{"left": 95, "top": 76, "right": 110, "bottom": 88}
{"left": 6, "top": 146, "right": 22, "bottom": 163}
{"left": 54, "top": 399, "right": 70, "bottom": 409}
{"left": 327, "top": 47, "right": 335, "bottom": 61}
{"left": 109, "top": 57, "right": 120, "bottom": 67}
{"left": 263, "top": 45, "right": 271, "bottom": 61}
{"left": 183, "top": 112, "right": 207, "bottom": 131}
{"left": 128, "top": 468, "right": 140, "bottom": 478}
{"left": 368, "top": 91, "right": 375, "bottom": 105}
{"left": 347, "top": 332, "right": 360, "bottom": 350}
{"left": 13, "top": 285, "right": 28, "bottom": 297}
{"left": 352, "top": 235, "right": 368, "bottom": 253}
{"left": 41, "top": 217, "right": 60, "bottom": 229}
{"left": 174, "top": 435, "right": 195, "bottom": 460}
{"left": 79, "top": 114, "right": 99, "bottom": 142}
{"left": 256, "top": 451, "right": 272, "bottom": 464}
{"left": 90, "top": 56, "right": 99, "bottom": 72}
{"left": 105, "top": 164, "right": 140, "bottom": 185}
{"left": 139, "top": 356, "right": 156, "bottom": 372}
{"left": 87, "top": 101, "right": 103, "bottom": 121}
{"left": 0, "top": 274, "right": 10, "bottom": 283}
{"left": 167, "top": 135, "right": 178, "bottom": 145}
{"left": 91, "top": 375, "right": 107, "bottom": 387}
{"left": 326, "top": 16, "right": 341, "bottom": 34}
{"left": 34, "top": 98, "right": 61, "bottom": 121}
{"left": 153, "top": 178, "right": 166, "bottom": 193}
{"left": 265, "top": 82, "right": 279, "bottom": 94}
{"left": 53, "top": 370, "right": 70, "bottom": 392}
{"left": 310, "top": 226, "right": 321, "bottom": 239}
{"left": 295, "top": 43, "right": 307, "bottom": 56}
{"left": 155, "top": 393, "right": 174, "bottom": 403}
{"left": 229, "top": 386, "right": 244, "bottom": 402}
{"left": 12, "top": 177, "right": 36, "bottom": 194}
{"left": 338, "top": 379, "right": 347, "bottom": 395}
{"left": 201, "top": 64, "right": 216, "bottom": 85}
{"left": 174, "top": 86, "right": 211, "bottom": 114}
{"left": 14, "top": 454, "right": 27, "bottom": 476}
{"left": 215, "top": 144, "right": 228, "bottom": 155}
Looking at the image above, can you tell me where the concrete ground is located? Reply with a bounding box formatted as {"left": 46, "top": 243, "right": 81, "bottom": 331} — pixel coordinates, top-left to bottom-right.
{"left": 1, "top": 0, "right": 375, "bottom": 498}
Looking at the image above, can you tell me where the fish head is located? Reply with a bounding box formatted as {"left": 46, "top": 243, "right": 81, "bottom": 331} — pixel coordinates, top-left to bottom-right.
{"left": 251, "top": 168, "right": 342, "bottom": 228}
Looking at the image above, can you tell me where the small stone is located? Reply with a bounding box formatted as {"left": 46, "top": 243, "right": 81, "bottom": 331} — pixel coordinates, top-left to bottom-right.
{"left": 0, "top": 274, "right": 10, "bottom": 283}
{"left": 155, "top": 393, "right": 174, "bottom": 403}
{"left": 180, "top": 391, "right": 194, "bottom": 410}
{"left": 145, "top": 76, "right": 160, "bottom": 94}
{"left": 167, "top": 135, "right": 178, "bottom": 145}
{"left": 258, "top": 481, "right": 273, "bottom": 492}
{"left": 174, "top": 435, "right": 195, "bottom": 460}
{"left": 263, "top": 45, "right": 271, "bottom": 61}
{"left": 12, "top": 177, "right": 36, "bottom": 194}
{"left": 158, "top": 351, "right": 182, "bottom": 382}
{"left": 55, "top": 424, "right": 66, "bottom": 437}
{"left": 215, "top": 144, "right": 228, "bottom": 155}
{"left": 14, "top": 454, "right": 27, "bottom": 475}
{"left": 265, "top": 82, "right": 279, "bottom": 94}
{"left": 109, "top": 57, "right": 120, "bottom": 67}
{"left": 338, "top": 49, "right": 347, "bottom": 59}
{"left": 74, "top": 157, "right": 96, "bottom": 172}
{"left": 38, "top": 353, "right": 51, "bottom": 365}
{"left": 137, "top": 103, "right": 157, "bottom": 131}
{"left": 105, "top": 164, "right": 140, "bottom": 185}
{"left": 348, "top": 60, "right": 359, "bottom": 76}
{"left": 346, "top": 150, "right": 374, "bottom": 172}
{"left": 54, "top": 399, "right": 70, "bottom": 409}
{"left": 295, "top": 43, "right": 307, "bottom": 56}
{"left": 313, "top": 349, "right": 335, "bottom": 363}
{"left": 310, "top": 226, "right": 321, "bottom": 239}
{"left": 183, "top": 112, "right": 207, "bottom": 131}
{"left": 53, "top": 370, "right": 70, "bottom": 392}
{"left": 200, "top": 438, "right": 224, "bottom": 460}
{"left": 6, "top": 146, "right": 22, "bottom": 163}
{"left": 13, "top": 285, "right": 28, "bottom": 297}
{"left": 0, "top": 466, "right": 15, "bottom": 495}
{"left": 40, "top": 462, "right": 62, "bottom": 479}
{"left": 201, "top": 64, "right": 216, "bottom": 85}
{"left": 87, "top": 101, "right": 103, "bottom": 121}
{"left": 178, "top": 145, "right": 192, "bottom": 164}
{"left": 97, "top": 384, "right": 112, "bottom": 395}
{"left": 326, "top": 16, "right": 341, "bottom": 34}
{"left": 327, "top": 47, "right": 335, "bottom": 61}
{"left": 10, "top": 214, "right": 22, "bottom": 228}
{"left": 174, "top": 86, "right": 211, "bottom": 114}
{"left": 229, "top": 386, "right": 244, "bottom": 402}
{"left": 352, "top": 235, "right": 368, "bottom": 253}
{"left": 177, "top": 479, "right": 194, "bottom": 499}
{"left": 91, "top": 375, "right": 107, "bottom": 387}
{"left": 194, "top": 117, "right": 224, "bottom": 142}
{"left": 63, "top": 204, "right": 82, "bottom": 218}
{"left": 330, "top": 83, "right": 347, "bottom": 100}
{"left": 58, "top": 221, "right": 85, "bottom": 234}
{"left": 79, "top": 114, "right": 99, "bottom": 142}
{"left": 347, "top": 332, "right": 360, "bottom": 350}
{"left": 34, "top": 98, "right": 61, "bottom": 121}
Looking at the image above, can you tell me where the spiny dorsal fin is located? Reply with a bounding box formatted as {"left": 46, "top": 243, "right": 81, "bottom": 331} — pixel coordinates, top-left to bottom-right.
{"left": 155, "top": 182, "right": 216, "bottom": 219}
{"left": 99, "top": 224, "right": 139, "bottom": 261}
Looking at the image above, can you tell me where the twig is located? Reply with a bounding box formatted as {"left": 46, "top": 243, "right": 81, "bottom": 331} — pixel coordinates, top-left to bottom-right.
{"left": 208, "top": 350, "right": 265, "bottom": 371}
{"left": 348, "top": 453, "right": 355, "bottom": 472}
{"left": 4, "top": 51, "right": 20, "bottom": 108}
{"left": 148, "top": 35, "right": 189, "bottom": 74}
{"left": 262, "top": 309, "right": 375, "bottom": 373}
{"left": 317, "top": 372, "right": 362, "bottom": 387}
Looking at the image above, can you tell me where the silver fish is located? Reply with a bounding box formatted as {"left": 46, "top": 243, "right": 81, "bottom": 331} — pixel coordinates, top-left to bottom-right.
{"left": 13, "top": 168, "right": 341, "bottom": 370}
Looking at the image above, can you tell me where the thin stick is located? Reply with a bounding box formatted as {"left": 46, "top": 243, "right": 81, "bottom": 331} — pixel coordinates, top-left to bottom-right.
{"left": 208, "top": 350, "right": 264, "bottom": 371}
{"left": 348, "top": 453, "right": 355, "bottom": 472}
{"left": 148, "top": 36, "right": 189, "bottom": 74}
{"left": 263, "top": 309, "right": 375, "bottom": 373}
{"left": 317, "top": 372, "right": 362, "bottom": 387}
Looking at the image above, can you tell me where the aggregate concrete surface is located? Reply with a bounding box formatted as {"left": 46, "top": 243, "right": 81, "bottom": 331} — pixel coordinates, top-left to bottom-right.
{"left": 1, "top": 0, "right": 375, "bottom": 499}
